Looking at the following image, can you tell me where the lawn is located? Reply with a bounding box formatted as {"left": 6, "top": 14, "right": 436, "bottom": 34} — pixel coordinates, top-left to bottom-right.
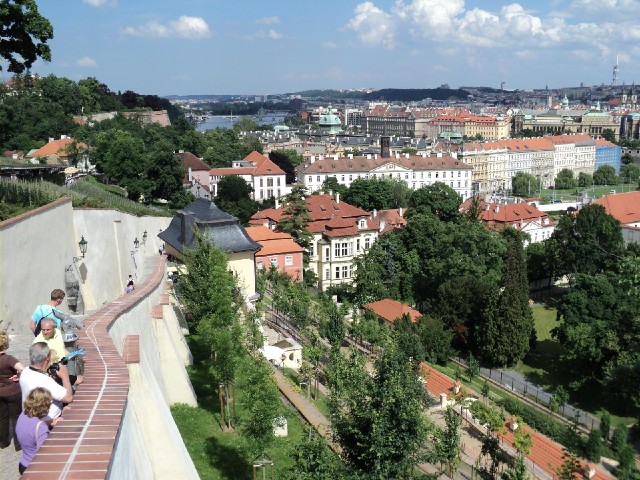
{"left": 537, "top": 183, "right": 637, "bottom": 204}
{"left": 171, "top": 335, "right": 313, "bottom": 480}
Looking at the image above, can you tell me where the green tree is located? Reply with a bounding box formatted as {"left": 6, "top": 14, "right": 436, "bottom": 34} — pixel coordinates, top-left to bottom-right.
{"left": 285, "top": 434, "right": 340, "bottom": 480}
{"left": 585, "top": 428, "right": 603, "bottom": 462}
{"left": 343, "top": 177, "right": 407, "bottom": 211}
{"left": 232, "top": 117, "right": 258, "bottom": 132}
{"left": 276, "top": 185, "right": 313, "bottom": 260}
{"left": 593, "top": 165, "right": 618, "bottom": 185}
{"left": 549, "top": 385, "right": 569, "bottom": 413}
{"left": 432, "top": 407, "right": 461, "bottom": 477}
{"left": 0, "top": 0, "right": 53, "bottom": 73}
{"left": 415, "top": 315, "right": 454, "bottom": 364}
{"left": 555, "top": 450, "right": 582, "bottom": 480}
{"left": 268, "top": 150, "right": 296, "bottom": 184}
{"left": 216, "top": 175, "right": 253, "bottom": 203}
{"left": 602, "top": 129, "right": 616, "bottom": 143}
{"left": 202, "top": 128, "right": 243, "bottom": 167}
{"left": 511, "top": 172, "right": 540, "bottom": 197}
{"left": 400, "top": 146, "right": 418, "bottom": 155}
{"left": 600, "top": 411, "right": 611, "bottom": 441}
{"left": 320, "top": 176, "right": 347, "bottom": 196}
{"left": 578, "top": 172, "right": 594, "bottom": 188}
{"left": 236, "top": 355, "right": 283, "bottom": 455}
{"left": 179, "top": 234, "right": 243, "bottom": 427}
{"left": 555, "top": 168, "right": 578, "bottom": 189}
{"left": 620, "top": 163, "right": 640, "bottom": 184}
{"left": 612, "top": 425, "right": 628, "bottom": 453}
{"left": 408, "top": 182, "right": 461, "bottom": 222}
{"left": 146, "top": 141, "right": 185, "bottom": 203}
{"left": 327, "top": 346, "right": 428, "bottom": 477}
{"left": 477, "top": 228, "right": 533, "bottom": 366}
{"left": 467, "top": 352, "right": 480, "bottom": 380}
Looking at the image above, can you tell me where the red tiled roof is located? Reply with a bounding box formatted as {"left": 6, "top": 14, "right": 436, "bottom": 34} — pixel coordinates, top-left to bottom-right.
{"left": 254, "top": 239, "right": 304, "bottom": 256}
{"left": 594, "top": 139, "right": 617, "bottom": 147}
{"left": 420, "top": 363, "right": 456, "bottom": 397}
{"left": 210, "top": 167, "right": 254, "bottom": 176}
{"left": 244, "top": 151, "right": 286, "bottom": 176}
{"left": 363, "top": 298, "right": 421, "bottom": 324}
{"left": 178, "top": 152, "right": 211, "bottom": 171}
{"left": 28, "top": 138, "right": 88, "bottom": 158}
{"left": 245, "top": 226, "right": 291, "bottom": 242}
{"left": 593, "top": 191, "right": 640, "bottom": 224}
{"left": 302, "top": 153, "right": 471, "bottom": 174}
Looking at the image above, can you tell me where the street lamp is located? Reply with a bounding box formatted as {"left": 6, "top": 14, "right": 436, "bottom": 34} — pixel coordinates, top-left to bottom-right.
{"left": 133, "top": 237, "right": 140, "bottom": 249}
{"left": 142, "top": 231, "right": 147, "bottom": 244}
{"left": 78, "top": 236, "right": 88, "bottom": 258}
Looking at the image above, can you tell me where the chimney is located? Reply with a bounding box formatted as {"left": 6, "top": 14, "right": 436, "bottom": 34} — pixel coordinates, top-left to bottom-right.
{"left": 334, "top": 154, "right": 339, "bottom": 160}
{"left": 188, "top": 167, "right": 193, "bottom": 182}
{"left": 451, "top": 152, "right": 457, "bottom": 159}
{"left": 374, "top": 154, "right": 378, "bottom": 159}
{"left": 275, "top": 198, "right": 280, "bottom": 209}
{"left": 381, "top": 135, "right": 390, "bottom": 158}
{"left": 367, "top": 154, "right": 372, "bottom": 159}
{"left": 348, "top": 153, "right": 353, "bottom": 159}
{"left": 373, "top": 208, "right": 377, "bottom": 218}
{"left": 335, "top": 192, "right": 340, "bottom": 204}
{"left": 405, "top": 153, "right": 410, "bottom": 158}
{"left": 379, "top": 220, "right": 386, "bottom": 232}
{"left": 310, "top": 155, "right": 315, "bottom": 164}
{"left": 485, "top": 203, "right": 491, "bottom": 211}
{"left": 398, "top": 207, "right": 403, "bottom": 217}
{"left": 437, "top": 152, "right": 442, "bottom": 158}
{"left": 178, "top": 149, "right": 184, "bottom": 154}
{"left": 494, "top": 205, "right": 500, "bottom": 214}
{"left": 48, "top": 137, "right": 54, "bottom": 143}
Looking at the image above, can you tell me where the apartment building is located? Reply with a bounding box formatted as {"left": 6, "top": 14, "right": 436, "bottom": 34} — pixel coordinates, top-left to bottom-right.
{"left": 209, "top": 151, "right": 291, "bottom": 200}
{"left": 299, "top": 138, "right": 474, "bottom": 201}
{"left": 249, "top": 193, "right": 379, "bottom": 291}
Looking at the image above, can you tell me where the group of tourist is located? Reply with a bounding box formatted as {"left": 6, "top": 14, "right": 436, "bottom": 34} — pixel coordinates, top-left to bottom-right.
{"left": 0, "top": 289, "right": 84, "bottom": 475}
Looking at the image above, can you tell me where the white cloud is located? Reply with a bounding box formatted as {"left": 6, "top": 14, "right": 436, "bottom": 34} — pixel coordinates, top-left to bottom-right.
{"left": 346, "top": 2, "right": 396, "bottom": 49}
{"left": 123, "top": 16, "right": 211, "bottom": 39}
{"left": 256, "top": 16, "right": 280, "bottom": 25}
{"left": 249, "top": 29, "right": 283, "bottom": 40}
{"left": 76, "top": 56, "right": 97, "bottom": 67}
{"left": 82, "top": 0, "right": 116, "bottom": 6}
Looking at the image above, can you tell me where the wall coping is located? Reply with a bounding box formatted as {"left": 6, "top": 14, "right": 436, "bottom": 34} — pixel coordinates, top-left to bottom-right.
{"left": 22, "top": 255, "right": 167, "bottom": 480}
{"left": 0, "top": 197, "right": 72, "bottom": 230}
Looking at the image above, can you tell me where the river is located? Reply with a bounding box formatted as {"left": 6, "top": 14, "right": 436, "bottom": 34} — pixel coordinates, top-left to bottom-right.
{"left": 196, "top": 112, "right": 289, "bottom": 132}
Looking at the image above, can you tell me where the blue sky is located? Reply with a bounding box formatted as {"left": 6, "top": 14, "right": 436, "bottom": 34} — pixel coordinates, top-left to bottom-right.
{"left": 16, "top": 0, "right": 640, "bottom": 95}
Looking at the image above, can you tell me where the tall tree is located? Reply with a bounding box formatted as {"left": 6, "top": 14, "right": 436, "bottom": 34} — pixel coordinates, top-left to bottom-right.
{"left": 343, "top": 177, "right": 407, "bottom": 211}
{"left": 276, "top": 185, "right": 313, "bottom": 260}
{"left": 511, "top": 172, "right": 540, "bottom": 197}
{"left": 477, "top": 228, "right": 533, "bottom": 366}
{"left": 408, "top": 182, "right": 461, "bottom": 222}
{"left": 268, "top": 150, "right": 296, "bottom": 184}
{"left": 593, "top": 165, "right": 618, "bottom": 186}
{"left": 432, "top": 407, "right": 462, "bottom": 477}
{"left": 327, "top": 346, "right": 428, "bottom": 477}
{"left": 555, "top": 168, "right": 578, "bottom": 189}
{"left": 0, "top": 0, "right": 53, "bottom": 73}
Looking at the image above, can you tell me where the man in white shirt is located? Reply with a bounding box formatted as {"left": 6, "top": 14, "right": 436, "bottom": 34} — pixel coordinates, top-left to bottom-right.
{"left": 19, "top": 343, "right": 74, "bottom": 422}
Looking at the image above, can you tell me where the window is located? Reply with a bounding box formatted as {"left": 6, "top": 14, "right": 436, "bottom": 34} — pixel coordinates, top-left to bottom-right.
{"left": 257, "top": 261, "right": 264, "bottom": 270}
{"left": 307, "top": 176, "right": 312, "bottom": 183}
{"left": 443, "top": 172, "right": 446, "bottom": 178}
{"left": 317, "top": 175, "right": 321, "bottom": 182}
{"left": 267, "top": 178, "right": 274, "bottom": 187}
{"left": 310, "top": 244, "right": 315, "bottom": 257}
{"left": 325, "top": 247, "right": 330, "bottom": 261}
{"left": 349, "top": 175, "right": 352, "bottom": 181}
{"left": 405, "top": 173, "right": 409, "bottom": 179}
{"left": 335, "top": 266, "right": 341, "bottom": 279}
{"left": 334, "top": 243, "right": 340, "bottom": 258}
{"left": 364, "top": 237, "right": 371, "bottom": 250}
{"left": 270, "top": 257, "right": 278, "bottom": 267}
{"left": 356, "top": 238, "right": 361, "bottom": 251}
{"left": 259, "top": 178, "right": 263, "bottom": 187}
{"left": 341, "top": 175, "right": 345, "bottom": 181}
{"left": 342, "top": 265, "right": 349, "bottom": 278}
{"left": 277, "top": 178, "right": 281, "bottom": 186}
{"left": 285, "top": 255, "right": 293, "bottom": 266}
{"left": 325, "top": 269, "right": 330, "bottom": 280}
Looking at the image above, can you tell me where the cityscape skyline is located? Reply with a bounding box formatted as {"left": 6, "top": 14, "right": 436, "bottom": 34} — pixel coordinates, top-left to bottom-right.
{"left": 15, "top": 0, "right": 640, "bottom": 96}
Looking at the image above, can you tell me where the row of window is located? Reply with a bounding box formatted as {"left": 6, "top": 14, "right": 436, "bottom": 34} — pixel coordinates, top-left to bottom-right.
{"left": 324, "top": 265, "right": 351, "bottom": 280}
{"left": 258, "top": 177, "right": 281, "bottom": 188}
{"left": 256, "top": 256, "right": 294, "bottom": 269}
{"left": 306, "top": 170, "right": 470, "bottom": 184}
{"left": 318, "top": 237, "right": 372, "bottom": 260}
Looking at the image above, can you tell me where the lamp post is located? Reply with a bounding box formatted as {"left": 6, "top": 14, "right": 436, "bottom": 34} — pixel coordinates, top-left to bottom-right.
{"left": 78, "top": 236, "right": 88, "bottom": 258}
{"left": 133, "top": 237, "right": 140, "bottom": 249}
{"left": 142, "top": 231, "right": 147, "bottom": 244}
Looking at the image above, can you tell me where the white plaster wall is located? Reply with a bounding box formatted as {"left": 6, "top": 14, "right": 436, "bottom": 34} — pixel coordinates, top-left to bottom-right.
{"left": 72, "top": 210, "right": 171, "bottom": 310}
{"left": 228, "top": 252, "right": 257, "bottom": 299}
{"left": 109, "top": 401, "right": 155, "bottom": 480}
{"left": 0, "top": 199, "right": 76, "bottom": 335}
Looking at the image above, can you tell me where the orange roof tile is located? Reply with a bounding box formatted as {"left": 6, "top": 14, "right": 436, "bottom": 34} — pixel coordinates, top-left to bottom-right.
{"left": 245, "top": 226, "right": 291, "bottom": 242}
{"left": 210, "top": 167, "right": 254, "bottom": 176}
{"left": 593, "top": 191, "right": 640, "bottom": 224}
{"left": 178, "top": 152, "right": 211, "bottom": 171}
{"left": 363, "top": 298, "right": 421, "bottom": 324}
{"left": 244, "top": 151, "right": 286, "bottom": 176}
{"left": 255, "top": 239, "right": 304, "bottom": 256}
{"left": 29, "top": 138, "right": 88, "bottom": 158}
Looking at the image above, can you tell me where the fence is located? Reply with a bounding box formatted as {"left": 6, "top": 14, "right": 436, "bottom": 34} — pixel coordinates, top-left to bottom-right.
{"left": 453, "top": 356, "right": 600, "bottom": 433}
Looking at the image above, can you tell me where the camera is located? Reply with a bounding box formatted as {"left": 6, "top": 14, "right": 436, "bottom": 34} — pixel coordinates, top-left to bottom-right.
{"left": 47, "top": 356, "right": 69, "bottom": 376}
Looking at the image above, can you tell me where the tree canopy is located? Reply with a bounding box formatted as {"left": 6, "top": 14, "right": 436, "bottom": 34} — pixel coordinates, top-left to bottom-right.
{"left": 0, "top": 0, "right": 53, "bottom": 73}
{"left": 408, "top": 182, "right": 461, "bottom": 221}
